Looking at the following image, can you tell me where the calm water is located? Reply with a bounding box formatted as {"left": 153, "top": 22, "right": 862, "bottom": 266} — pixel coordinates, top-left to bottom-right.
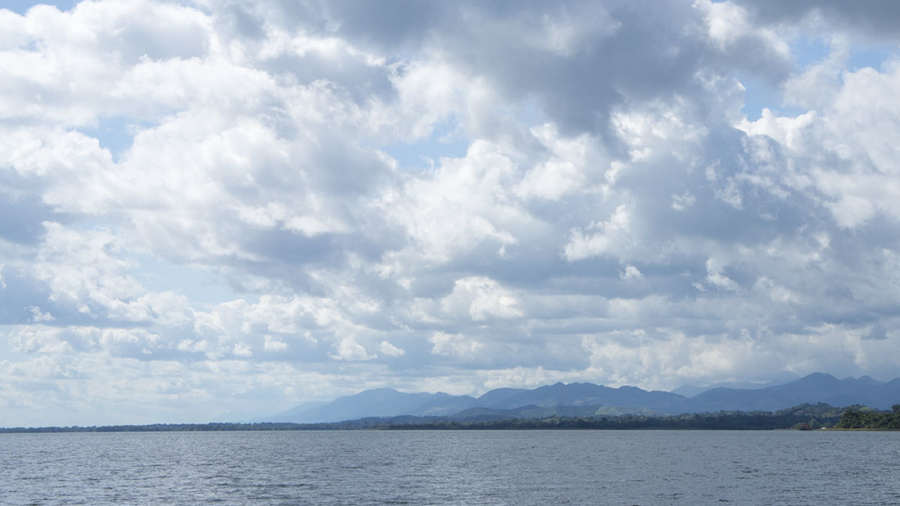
{"left": 2, "top": 430, "right": 899, "bottom": 505}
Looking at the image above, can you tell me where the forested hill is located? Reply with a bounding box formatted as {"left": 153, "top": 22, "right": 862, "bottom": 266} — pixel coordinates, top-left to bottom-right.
{"left": 834, "top": 405, "right": 900, "bottom": 430}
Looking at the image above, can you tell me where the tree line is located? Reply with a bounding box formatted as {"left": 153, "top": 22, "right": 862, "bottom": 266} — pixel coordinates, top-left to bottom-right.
{"left": 2, "top": 403, "right": 862, "bottom": 432}
{"left": 834, "top": 405, "right": 900, "bottom": 430}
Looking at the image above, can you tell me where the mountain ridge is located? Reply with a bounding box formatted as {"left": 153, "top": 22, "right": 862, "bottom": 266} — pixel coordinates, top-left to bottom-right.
{"left": 264, "top": 373, "right": 900, "bottom": 424}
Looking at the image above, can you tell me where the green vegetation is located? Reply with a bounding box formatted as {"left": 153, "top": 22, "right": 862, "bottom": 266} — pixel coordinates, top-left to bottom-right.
{"left": 380, "top": 403, "right": 845, "bottom": 431}
{"left": 834, "top": 405, "right": 900, "bottom": 430}
{"left": 1, "top": 403, "right": 854, "bottom": 433}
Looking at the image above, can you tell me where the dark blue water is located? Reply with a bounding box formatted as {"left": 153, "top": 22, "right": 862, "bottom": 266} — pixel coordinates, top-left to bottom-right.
{"left": 2, "top": 430, "right": 898, "bottom": 505}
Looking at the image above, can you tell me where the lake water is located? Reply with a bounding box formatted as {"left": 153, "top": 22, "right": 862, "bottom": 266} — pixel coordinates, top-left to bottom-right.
{"left": 2, "top": 430, "right": 899, "bottom": 505}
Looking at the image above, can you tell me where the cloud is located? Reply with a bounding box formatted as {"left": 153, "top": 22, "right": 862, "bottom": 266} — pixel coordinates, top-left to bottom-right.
{"left": 330, "top": 336, "right": 376, "bottom": 361}
{"left": 3, "top": 0, "right": 900, "bottom": 426}
{"left": 429, "top": 332, "right": 483, "bottom": 360}
{"left": 27, "top": 306, "right": 55, "bottom": 322}
{"left": 694, "top": 0, "right": 792, "bottom": 81}
{"left": 263, "top": 335, "right": 289, "bottom": 353}
{"left": 703, "top": 257, "right": 741, "bottom": 292}
{"left": 738, "top": 58, "right": 900, "bottom": 230}
{"left": 379, "top": 340, "right": 405, "bottom": 357}
{"left": 732, "top": 0, "right": 900, "bottom": 39}
{"left": 620, "top": 265, "right": 643, "bottom": 280}
{"left": 563, "top": 205, "right": 633, "bottom": 262}
{"left": 441, "top": 276, "right": 522, "bottom": 321}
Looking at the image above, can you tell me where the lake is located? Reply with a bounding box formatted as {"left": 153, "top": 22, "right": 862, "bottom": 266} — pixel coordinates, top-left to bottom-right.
{"left": 2, "top": 430, "right": 898, "bottom": 505}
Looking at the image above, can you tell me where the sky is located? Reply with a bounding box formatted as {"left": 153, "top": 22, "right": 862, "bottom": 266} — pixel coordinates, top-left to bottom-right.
{"left": 2, "top": 0, "right": 900, "bottom": 427}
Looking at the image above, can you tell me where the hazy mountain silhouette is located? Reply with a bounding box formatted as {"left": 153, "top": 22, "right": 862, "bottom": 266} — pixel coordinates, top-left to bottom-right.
{"left": 265, "top": 373, "right": 900, "bottom": 423}
{"left": 680, "top": 373, "right": 900, "bottom": 412}
{"left": 672, "top": 372, "right": 799, "bottom": 397}
{"left": 479, "top": 382, "right": 684, "bottom": 413}
{"left": 266, "top": 388, "right": 476, "bottom": 423}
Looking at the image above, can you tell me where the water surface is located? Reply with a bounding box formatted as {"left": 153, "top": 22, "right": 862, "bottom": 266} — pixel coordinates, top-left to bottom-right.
{"left": 2, "top": 430, "right": 898, "bottom": 505}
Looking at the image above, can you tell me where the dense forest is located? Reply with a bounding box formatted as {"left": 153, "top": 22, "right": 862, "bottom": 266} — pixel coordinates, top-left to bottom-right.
{"left": 381, "top": 403, "right": 845, "bottom": 430}
{"left": 834, "top": 405, "right": 900, "bottom": 430}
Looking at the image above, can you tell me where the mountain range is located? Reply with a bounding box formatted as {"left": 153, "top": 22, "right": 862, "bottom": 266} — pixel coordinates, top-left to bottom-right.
{"left": 264, "top": 373, "right": 900, "bottom": 424}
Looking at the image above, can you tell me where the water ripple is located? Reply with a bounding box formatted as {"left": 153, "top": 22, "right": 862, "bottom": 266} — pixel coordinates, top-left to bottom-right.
{"left": 1, "top": 430, "right": 899, "bottom": 505}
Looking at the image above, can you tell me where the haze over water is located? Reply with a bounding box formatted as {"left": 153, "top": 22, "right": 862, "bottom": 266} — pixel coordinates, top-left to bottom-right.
{"left": 3, "top": 431, "right": 899, "bottom": 505}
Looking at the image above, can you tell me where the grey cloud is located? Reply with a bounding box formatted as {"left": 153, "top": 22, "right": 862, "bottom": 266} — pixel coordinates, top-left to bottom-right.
{"left": 433, "top": 1, "right": 710, "bottom": 136}
{"left": 735, "top": 0, "right": 900, "bottom": 37}
{"left": 320, "top": 0, "right": 444, "bottom": 51}
{"left": 222, "top": 0, "right": 790, "bottom": 138}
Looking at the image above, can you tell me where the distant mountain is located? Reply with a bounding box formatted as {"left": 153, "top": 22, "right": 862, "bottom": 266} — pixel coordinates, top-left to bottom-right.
{"left": 259, "top": 401, "right": 329, "bottom": 422}
{"left": 474, "top": 387, "right": 528, "bottom": 405}
{"left": 266, "top": 388, "right": 476, "bottom": 423}
{"left": 265, "top": 373, "right": 900, "bottom": 423}
{"left": 410, "top": 392, "right": 480, "bottom": 417}
{"left": 267, "top": 382, "right": 684, "bottom": 423}
{"left": 673, "top": 372, "right": 800, "bottom": 398}
{"left": 482, "top": 382, "right": 685, "bottom": 413}
{"left": 679, "top": 373, "right": 900, "bottom": 413}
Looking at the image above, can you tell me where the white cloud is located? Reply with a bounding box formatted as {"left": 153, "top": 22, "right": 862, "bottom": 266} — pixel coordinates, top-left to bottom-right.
{"left": 8, "top": 326, "right": 75, "bottom": 354}
{"left": 739, "top": 59, "right": 900, "bottom": 230}
{"left": 379, "top": 140, "right": 527, "bottom": 265}
{"left": 563, "top": 205, "right": 633, "bottom": 262}
{"left": 3, "top": 0, "right": 900, "bottom": 426}
{"left": 33, "top": 223, "right": 145, "bottom": 317}
{"left": 514, "top": 124, "right": 607, "bottom": 201}
{"left": 703, "top": 257, "right": 740, "bottom": 292}
{"left": 621, "top": 265, "right": 643, "bottom": 280}
{"left": 0, "top": 0, "right": 213, "bottom": 125}
{"left": 441, "top": 276, "right": 522, "bottom": 321}
{"left": 263, "top": 335, "right": 289, "bottom": 353}
{"left": 694, "top": 0, "right": 791, "bottom": 80}
{"left": 330, "top": 336, "right": 375, "bottom": 361}
{"left": 429, "top": 332, "right": 483, "bottom": 360}
{"left": 379, "top": 340, "right": 405, "bottom": 357}
{"left": 232, "top": 343, "right": 253, "bottom": 358}
{"left": 27, "top": 306, "right": 55, "bottom": 322}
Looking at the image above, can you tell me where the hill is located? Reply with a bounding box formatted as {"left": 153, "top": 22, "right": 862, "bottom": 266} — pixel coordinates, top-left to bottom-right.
{"left": 264, "top": 373, "right": 900, "bottom": 423}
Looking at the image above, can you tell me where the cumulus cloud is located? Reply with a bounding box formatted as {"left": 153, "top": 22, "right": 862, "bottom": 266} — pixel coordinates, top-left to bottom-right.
{"left": 379, "top": 340, "right": 405, "bottom": 357}
{"left": 330, "top": 336, "right": 376, "bottom": 361}
{"left": 27, "top": 306, "right": 55, "bottom": 322}
{"left": 429, "top": 332, "right": 484, "bottom": 360}
{"left": 703, "top": 258, "right": 741, "bottom": 292}
{"left": 441, "top": 276, "right": 522, "bottom": 321}
{"left": 2, "top": 0, "right": 900, "bottom": 426}
{"left": 563, "top": 205, "right": 633, "bottom": 262}
{"left": 620, "top": 265, "right": 643, "bottom": 280}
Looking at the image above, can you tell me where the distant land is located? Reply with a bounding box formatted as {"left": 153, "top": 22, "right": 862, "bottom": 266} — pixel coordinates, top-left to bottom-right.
{"left": 5, "top": 403, "right": 895, "bottom": 432}
{"left": 263, "top": 373, "right": 900, "bottom": 424}
{"left": 671, "top": 372, "right": 800, "bottom": 397}
{"left": 3, "top": 373, "right": 898, "bottom": 432}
